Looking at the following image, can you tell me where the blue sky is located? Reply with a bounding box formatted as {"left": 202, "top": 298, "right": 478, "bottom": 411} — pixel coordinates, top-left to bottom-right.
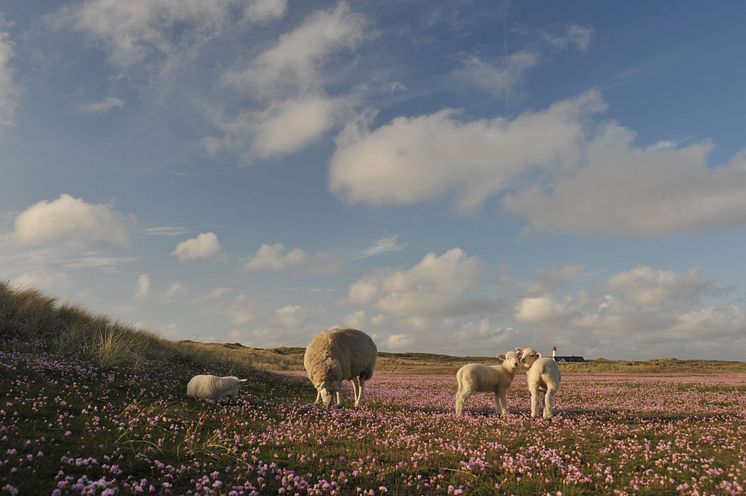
{"left": 1, "top": 0, "right": 746, "bottom": 359}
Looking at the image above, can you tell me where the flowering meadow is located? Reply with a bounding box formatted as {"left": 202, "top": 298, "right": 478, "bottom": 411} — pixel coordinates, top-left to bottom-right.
{"left": 1, "top": 348, "right": 745, "bottom": 496}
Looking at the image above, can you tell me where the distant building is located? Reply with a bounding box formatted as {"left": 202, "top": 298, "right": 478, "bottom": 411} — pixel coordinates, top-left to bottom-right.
{"left": 554, "top": 356, "right": 585, "bottom": 362}
{"left": 551, "top": 345, "right": 584, "bottom": 362}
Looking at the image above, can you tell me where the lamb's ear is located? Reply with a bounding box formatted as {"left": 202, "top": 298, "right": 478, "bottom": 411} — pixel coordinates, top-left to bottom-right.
{"left": 496, "top": 354, "right": 506, "bottom": 363}
{"left": 238, "top": 379, "right": 247, "bottom": 383}
{"left": 536, "top": 353, "right": 542, "bottom": 358}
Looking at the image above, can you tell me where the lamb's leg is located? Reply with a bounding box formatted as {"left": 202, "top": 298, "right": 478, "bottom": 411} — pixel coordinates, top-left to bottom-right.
{"left": 528, "top": 383, "right": 540, "bottom": 418}
{"left": 544, "top": 385, "right": 558, "bottom": 419}
{"left": 314, "top": 390, "right": 321, "bottom": 405}
{"left": 335, "top": 391, "right": 342, "bottom": 406}
{"left": 497, "top": 389, "right": 509, "bottom": 416}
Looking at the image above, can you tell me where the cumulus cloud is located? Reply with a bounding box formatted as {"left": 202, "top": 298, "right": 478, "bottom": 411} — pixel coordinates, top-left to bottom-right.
{"left": 357, "top": 235, "right": 407, "bottom": 259}
{"left": 0, "top": 18, "right": 18, "bottom": 127}
{"left": 348, "top": 248, "right": 492, "bottom": 318}
{"left": 505, "top": 125, "right": 746, "bottom": 236}
{"left": 171, "top": 232, "right": 222, "bottom": 261}
{"left": 251, "top": 96, "right": 341, "bottom": 158}
{"left": 330, "top": 90, "right": 605, "bottom": 213}
{"left": 134, "top": 273, "right": 150, "bottom": 299}
{"left": 383, "top": 333, "right": 413, "bottom": 350}
{"left": 79, "top": 96, "right": 124, "bottom": 114}
{"left": 163, "top": 282, "right": 185, "bottom": 301}
{"left": 13, "top": 194, "right": 133, "bottom": 246}
{"left": 526, "top": 265, "right": 585, "bottom": 296}
{"left": 223, "top": 2, "right": 365, "bottom": 96}
{"left": 224, "top": 294, "right": 259, "bottom": 326}
{"left": 512, "top": 265, "right": 743, "bottom": 358}
{"left": 242, "top": 243, "right": 308, "bottom": 271}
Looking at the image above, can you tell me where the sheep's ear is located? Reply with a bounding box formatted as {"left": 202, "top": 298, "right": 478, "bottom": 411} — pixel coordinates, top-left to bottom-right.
{"left": 496, "top": 354, "right": 506, "bottom": 363}
{"left": 238, "top": 379, "right": 247, "bottom": 383}
{"left": 515, "top": 348, "right": 523, "bottom": 357}
{"left": 536, "top": 353, "right": 542, "bottom": 358}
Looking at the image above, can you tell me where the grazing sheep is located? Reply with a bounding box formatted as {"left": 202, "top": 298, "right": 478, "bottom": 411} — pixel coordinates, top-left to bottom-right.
{"left": 455, "top": 350, "right": 522, "bottom": 416}
{"left": 517, "top": 347, "right": 561, "bottom": 418}
{"left": 186, "top": 375, "right": 247, "bottom": 401}
{"left": 304, "top": 327, "right": 377, "bottom": 408}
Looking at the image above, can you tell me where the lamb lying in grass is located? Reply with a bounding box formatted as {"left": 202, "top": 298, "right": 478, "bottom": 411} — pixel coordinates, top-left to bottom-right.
{"left": 517, "top": 347, "right": 561, "bottom": 418}
{"left": 186, "top": 375, "right": 247, "bottom": 401}
{"left": 455, "top": 350, "right": 522, "bottom": 416}
{"left": 304, "top": 327, "right": 377, "bottom": 408}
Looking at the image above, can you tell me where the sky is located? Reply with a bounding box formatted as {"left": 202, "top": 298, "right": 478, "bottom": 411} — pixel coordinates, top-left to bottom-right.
{"left": 1, "top": 0, "right": 746, "bottom": 360}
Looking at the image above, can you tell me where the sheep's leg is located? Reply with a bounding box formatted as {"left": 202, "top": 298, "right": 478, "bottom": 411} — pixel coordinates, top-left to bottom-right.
{"left": 544, "top": 385, "right": 558, "bottom": 419}
{"left": 455, "top": 388, "right": 471, "bottom": 415}
{"left": 314, "top": 390, "right": 321, "bottom": 405}
{"left": 356, "top": 378, "right": 366, "bottom": 407}
{"left": 351, "top": 377, "right": 360, "bottom": 407}
{"left": 528, "top": 384, "right": 540, "bottom": 418}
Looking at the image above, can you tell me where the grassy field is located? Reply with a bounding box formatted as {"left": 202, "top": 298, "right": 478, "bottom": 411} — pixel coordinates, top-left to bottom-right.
{"left": 1, "top": 282, "right": 745, "bottom": 495}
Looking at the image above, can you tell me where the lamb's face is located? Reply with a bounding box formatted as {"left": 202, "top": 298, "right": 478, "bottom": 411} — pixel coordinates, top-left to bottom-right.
{"left": 518, "top": 347, "right": 541, "bottom": 369}
{"left": 496, "top": 351, "right": 521, "bottom": 372}
{"left": 318, "top": 380, "right": 341, "bottom": 407}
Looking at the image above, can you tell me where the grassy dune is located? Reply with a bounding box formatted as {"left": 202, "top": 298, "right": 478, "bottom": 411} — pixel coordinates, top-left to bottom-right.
{"left": 1, "top": 282, "right": 745, "bottom": 495}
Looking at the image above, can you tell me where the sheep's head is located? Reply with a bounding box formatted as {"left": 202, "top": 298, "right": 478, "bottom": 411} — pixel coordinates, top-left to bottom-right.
{"left": 317, "top": 380, "right": 341, "bottom": 407}
{"left": 517, "top": 347, "right": 542, "bottom": 369}
{"left": 495, "top": 350, "right": 521, "bottom": 372}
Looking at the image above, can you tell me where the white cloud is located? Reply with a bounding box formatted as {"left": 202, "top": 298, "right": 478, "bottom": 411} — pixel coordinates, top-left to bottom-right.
{"left": 212, "top": 2, "right": 365, "bottom": 160}
{"left": 13, "top": 194, "right": 134, "bottom": 246}
{"left": 273, "top": 305, "right": 324, "bottom": 330}
{"left": 330, "top": 90, "right": 605, "bottom": 213}
{"left": 79, "top": 96, "right": 124, "bottom": 114}
{"left": 542, "top": 24, "right": 594, "bottom": 52}
{"left": 515, "top": 295, "right": 582, "bottom": 324}
{"left": 526, "top": 265, "right": 585, "bottom": 296}
{"left": 144, "top": 226, "right": 188, "bottom": 236}
{"left": 242, "top": 243, "right": 308, "bottom": 271}
{"left": 197, "top": 286, "right": 232, "bottom": 302}
{"left": 601, "top": 266, "right": 711, "bottom": 308}
{"left": 163, "top": 281, "right": 186, "bottom": 301}
{"left": 171, "top": 232, "right": 222, "bottom": 261}
{"left": 504, "top": 125, "right": 746, "bottom": 236}
{"left": 251, "top": 96, "right": 340, "bottom": 158}
{"left": 224, "top": 294, "right": 259, "bottom": 326}
{"left": 0, "top": 19, "right": 18, "bottom": 127}
{"left": 134, "top": 273, "right": 150, "bottom": 299}
{"left": 50, "top": 0, "right": 259, "bottom": 68}
{"left": 511, "top": 265, "right": 744, "bottom": 358}
{"left": 357, "top": 235, "right": 407, "bottom": 259}
{"left": 11, "top": 271, "right": 70, "bottom": 292}
{"left": 454, "top": 51, "right": 538, "bottom": 99}
{"left": 348, "top": 248, "right": 490, "bottom": 318}
{"left": 383, "top": 333, "right": 413, "bottom": 350}
{"left": 223, "top": 2, "right": 365, "bottom": 96}
{"left": 246, "top": 0, "right": 287, "bottom": 23}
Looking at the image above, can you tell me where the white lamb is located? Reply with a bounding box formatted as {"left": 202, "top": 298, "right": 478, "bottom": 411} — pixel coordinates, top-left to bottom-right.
{"left": 303, "top": 327, "right": 377, "bottom": 408}
{"left": 455, "top": 350, "right": 522, "bottom": 416}
{"left": 517, "top": 347, "right": 561, "bottom": 419}
{"left": 186, "top": 375, "right": 247, "bottom": 401}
